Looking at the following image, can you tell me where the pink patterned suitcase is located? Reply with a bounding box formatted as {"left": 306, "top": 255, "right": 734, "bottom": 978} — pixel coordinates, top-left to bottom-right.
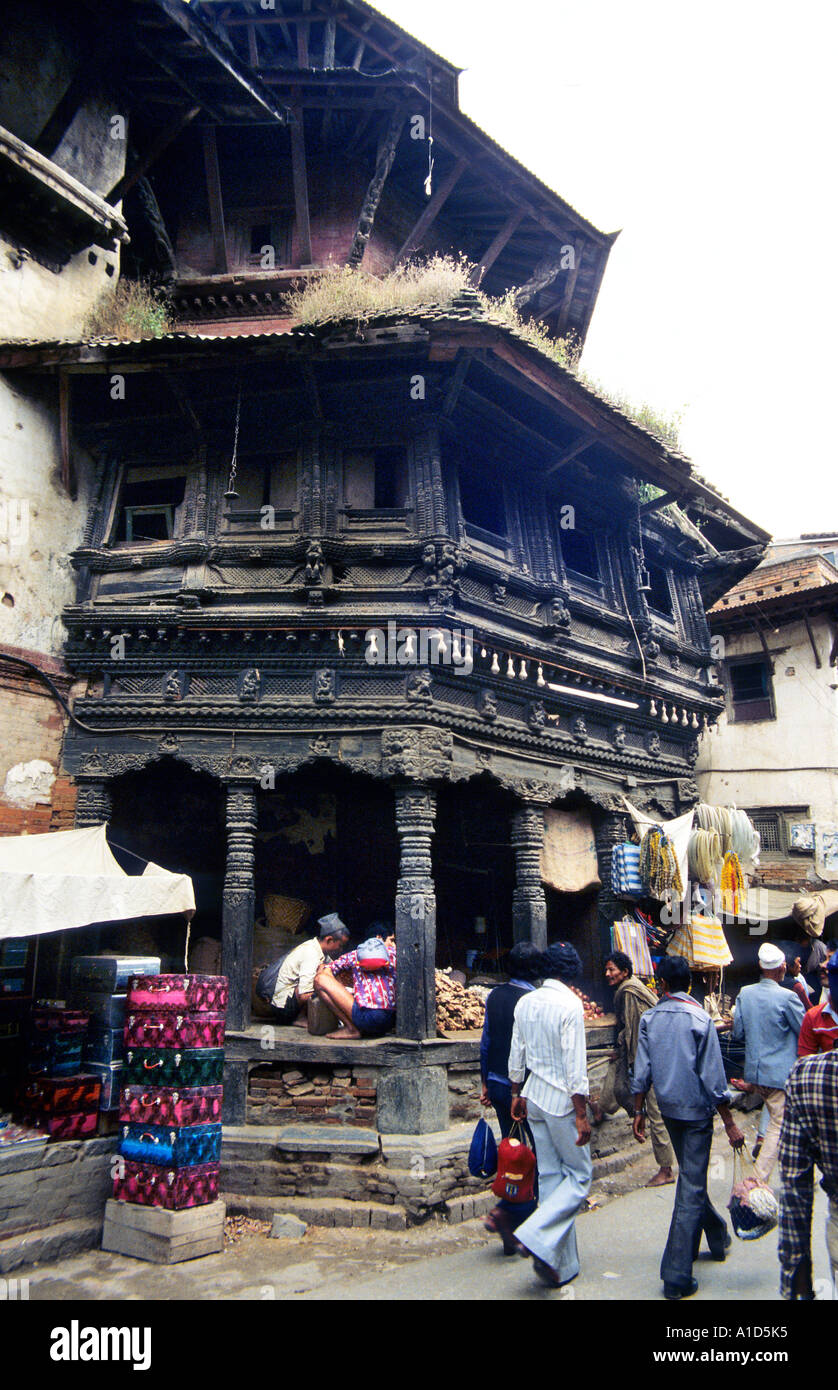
{"left": 19, "top": 1110, "right": 98, "bottom": 1141}
{"left": 127, "top": 974, "right": 228, "bottom": 1014}
{"left": 112, "top": 1158, "right": 220, "bottom": 1209}
{"left": 123, "top": 1012, "right": 226, "bottom": 1050}
{"left": 119, "top": 1085, "right": 223, "bottom": 1127}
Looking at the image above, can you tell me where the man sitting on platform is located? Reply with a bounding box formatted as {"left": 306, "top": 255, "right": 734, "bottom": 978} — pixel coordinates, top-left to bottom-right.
{"left": 314, "top": 925, "right": 397, "bottom": 1039}
{"left": 268, "top": 914, "right": 350, "bottom": 1026}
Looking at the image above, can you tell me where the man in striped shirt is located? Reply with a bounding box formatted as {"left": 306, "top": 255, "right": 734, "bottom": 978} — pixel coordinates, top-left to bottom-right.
{"left": 508, "top": 941, "right": 592, "bottom": 1288}
{"left": 314, "top": 929, "right": 397, "bottom": 1039}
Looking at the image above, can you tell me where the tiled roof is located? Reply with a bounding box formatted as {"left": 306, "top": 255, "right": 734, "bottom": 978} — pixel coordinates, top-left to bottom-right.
{"left": 711, "top": 554, "right": 838, "bottom": 612}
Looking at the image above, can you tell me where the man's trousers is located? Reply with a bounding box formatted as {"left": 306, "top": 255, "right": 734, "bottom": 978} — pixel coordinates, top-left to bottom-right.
{"left": 514, "top": 1101, "right": 592, "bottom": 1282}
{"left": 660, "top": 1114, "right": 729, "bottom": 1289}
{"left": 752, "top": 1087, "right": 785, "bottom": 1183}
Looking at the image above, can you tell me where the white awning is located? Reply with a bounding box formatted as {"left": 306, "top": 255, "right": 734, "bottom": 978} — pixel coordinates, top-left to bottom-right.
{"left": 0, "top": 825, "right": 195, "bottom": 941}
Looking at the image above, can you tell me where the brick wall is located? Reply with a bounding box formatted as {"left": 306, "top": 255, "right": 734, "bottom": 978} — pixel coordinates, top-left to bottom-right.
{"left": 247, "top": 1062, "right": 380, "bottom": 1127}
{"left": 0, "top": 644, "right": 77, "bottom": 836}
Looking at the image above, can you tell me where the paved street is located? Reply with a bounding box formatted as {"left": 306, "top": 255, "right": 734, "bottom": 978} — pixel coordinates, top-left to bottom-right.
{"left": 20, "top": 1118, "right": 833, "bottom": 1302}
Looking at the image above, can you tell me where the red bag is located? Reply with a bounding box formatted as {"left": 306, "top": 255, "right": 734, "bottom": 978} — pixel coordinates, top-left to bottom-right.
{"left": 491, "top": 1124, "right": 537, "bottom": 1204}
{"left": 127, "top": 974, "right": 228, "bottom": 1014}
{"left": 123, "top": 1012, "right": 226, "bottom": 1050}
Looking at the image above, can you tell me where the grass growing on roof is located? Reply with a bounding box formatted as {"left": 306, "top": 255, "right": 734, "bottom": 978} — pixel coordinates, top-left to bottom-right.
{"left": 285, "top": 255, "right": 680, "bottom": 449}
{"left": 84, "top": 278, "right": 172, "bottom": 340}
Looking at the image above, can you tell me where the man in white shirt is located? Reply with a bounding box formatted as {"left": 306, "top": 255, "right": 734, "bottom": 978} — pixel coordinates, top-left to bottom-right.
{"left": 268, "top": 915, "right": 350, "bottom": 1025}
{"left": 509, "top": 941, "right": 592, "bottom": 1288}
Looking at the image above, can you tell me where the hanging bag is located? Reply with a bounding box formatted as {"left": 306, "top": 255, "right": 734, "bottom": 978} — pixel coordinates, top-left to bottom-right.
{"left": 728, "top": 1147, "right": 779, "bottom": 1240}
{"left": 491, "top": 1121, "right": 537, "bottom": 1204}
{"left": 467, "top": 1115, "right": 498, "bottom": 1179}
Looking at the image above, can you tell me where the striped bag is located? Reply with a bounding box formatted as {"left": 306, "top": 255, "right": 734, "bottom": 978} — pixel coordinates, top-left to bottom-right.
{"left": 611, "top": 843, "right": 643, "bottom": 897}
{"left": 612, "top": 918, "right": 654, "bottom": 977}
{"left": 666, "top": 915, "right": 732, "bottom": 970}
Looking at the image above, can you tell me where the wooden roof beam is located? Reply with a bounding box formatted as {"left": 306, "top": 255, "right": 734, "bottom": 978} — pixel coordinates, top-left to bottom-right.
{"left": 441, "top": 350, "right": 473, "bottom": 417}
{"left": 150, "top": 0, "right": 293, "bottom": 123}
{"left": 346, "top": 105, "right": 408, "bottom": 267}
{"left": 290, "top": 105, "right": 313, "bottom": 264}
{"left": 470, "top": 208, "right": 526, "bottom": 285}
{"left": 638, "top": 489, "right": 679, "bottom": 516}
{"left": 395, "top": 156, "right": 468, "bottom": 264}
{"left": 543, "top": 433, "right": 597, "bottom": 477}
{"left": 202, "top": 126, "right": 229, "bottom": 273}
{"left": 107, "top": 104, "right": 200, "bottom": 202}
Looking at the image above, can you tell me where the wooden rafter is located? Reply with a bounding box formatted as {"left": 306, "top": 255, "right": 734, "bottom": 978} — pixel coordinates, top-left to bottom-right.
{"left": 638, "top": 489, "right": 679, "bottom": 516}
{"left": 395, "top": 156, "right": 467, "bottom": 264}
{"left": 202, "top": 126, "right": 229, "bottom": 273}
{"left": 346, "top": 106, "right": 407, "bottom": 268}
{"left": 442, "top": 350, "right": 473, "bottom": 417}
{"left": 803, "top": 610, "right": 823, "bottom": 669}
{"left": 554, "top": 240, "right": 585, "bottom": 335}
{"left": 513, "top": 247, "right": 573, "bottom": 310}
{"left": 167, "top": 375, "right": 202, "bottom": 436}
{"left": 470, "top": 208, "right": 525, "bottom": 284}
{"left": 543, "top": 433, "right": 597, "bottom": 477}
{"left": 290, "top": 105, "right": 313, "bottom": 264}
{"left": 59, "top": 371, "right": 75, "bottom": 498}
{"left": 108, "top": 104, "right": 200, "bottom": 202}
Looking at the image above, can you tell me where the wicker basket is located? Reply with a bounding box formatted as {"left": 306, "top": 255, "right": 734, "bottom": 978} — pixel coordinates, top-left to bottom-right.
{"left": 263, "top": 894, "right": 310, "bottom": 933}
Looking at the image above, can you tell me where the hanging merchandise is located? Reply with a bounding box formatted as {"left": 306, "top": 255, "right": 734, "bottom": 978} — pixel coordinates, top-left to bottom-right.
{"left": 611, "top": 917, "right": 653, "bottom": 977}
{"left": 639, "top": 826, "right": 684, "bottom": 901}
{"left": 624, "top": 801, "right": 692, "bottom": 900}
{"left": 728, "top": 808, "right": 761, "bottom": 865}
{"left": 611, "top": 841, "right": 643, "bottom": 897}
{"left": 688, "top": 828, "right": 724, "bottom": 887}
{"left": 695, "top": 804, "right": 733, "bottom": 856}
{"left": 666, "top": 914, "right": 733, "bottom": 970}
{"left": 720, "top": 852, "right": 746, "bottom": 916}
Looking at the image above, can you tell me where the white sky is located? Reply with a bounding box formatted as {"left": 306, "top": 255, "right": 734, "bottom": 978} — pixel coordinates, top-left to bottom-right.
{"left": 374, "top": 0, "right": 838, "bottom": 538}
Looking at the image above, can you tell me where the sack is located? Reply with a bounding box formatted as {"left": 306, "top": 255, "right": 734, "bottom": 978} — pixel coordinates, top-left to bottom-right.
{"left": 356, "top": 937, "right": 390, "bottom": 973}
{"left": 612, "top": 918, "right": 653, "bottom": 977}
{"left": 599, "top": 1045, "right": 633, "bottom": 1117}
{"left": 467, "top": 1116, "right": 498, "bottom": 1178}
{"left": 491, "top": 1123, "right": 537, "bottom": 1204}
{"left": 728, "top": 1148, "right": 779, "bottom": 1240}
{"left": 255, "top": 953, "right": 291, "bottom": 1003}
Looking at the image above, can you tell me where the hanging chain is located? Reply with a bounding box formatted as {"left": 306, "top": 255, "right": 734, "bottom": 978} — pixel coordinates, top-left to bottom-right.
{"left": 226, "top": 381, "right": 242, "bottom": 496}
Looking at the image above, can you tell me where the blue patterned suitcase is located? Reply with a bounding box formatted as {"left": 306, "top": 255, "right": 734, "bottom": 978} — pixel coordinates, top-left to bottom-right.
{"left": 83, "top": 1027, "right": 123, "bottom": 1065}
{"left": 25, "top": 1033, "right": 84, "bottom": 1077}
{"left": 71, "top": 956, "right": 161, "bottom": 992}
{"left": 119, "top": 1122, "right": 223, "bottom": 1168}
{"left": 83, "top": 1061, "right": 122, "bottom": 1110}
{"left": 67, "top": 990, "right": 127, "bottom": 1027}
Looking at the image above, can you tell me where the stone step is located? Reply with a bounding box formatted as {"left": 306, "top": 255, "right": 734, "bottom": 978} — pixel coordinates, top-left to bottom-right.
{"left": 223, "top": 1191, "right": 409, "bottom": 1230}
{"left": 222, "top": 1124, "right": 381, "bottom": 1161}
{"left": 0, "top": 1217, "right": 103, "bottom": 1275}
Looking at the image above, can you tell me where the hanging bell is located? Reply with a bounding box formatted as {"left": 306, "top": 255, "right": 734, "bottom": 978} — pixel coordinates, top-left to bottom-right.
{"left": 681, "top": 709, "right": 689, "bottom": 726}
{"left": 519, "top": 660, "right": 528, "bottom": 679}
{"left": 491, "top": 652, "right": 500, "bottom": 675}
{"left": 637, "top": 565, "right": 651, "bottom": 593}
{"left": 480, "top": 647, "right": 487, "bottom": 659}
{"left": 661, "top": 705, "right": 669, "bottom": 723}
{"left": 537, "top": 664, "right": 546, "bottom": 687}
{"left": 671, "top": 704, "right": 677, "bottom": 722}
{"left": 506, "top": 656, "right": 515, "bottom": 678}
{"left": 691, "top": 711, "right": 699, "bottom": 728}
{"left": 452, "top": 635, "right": 462, "bottom": 663}
{"left": 337, "top": 631, "right": 345, "bottom": 655}
{"left": 650, "top": 698, "right": 657, "bottom": 716}
{"left": 404, "top": 632, "right": 417, "bottom": 659}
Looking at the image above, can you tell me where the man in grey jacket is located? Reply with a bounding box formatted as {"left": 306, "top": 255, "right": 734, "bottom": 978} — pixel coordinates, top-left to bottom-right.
{"left": 729, "top": 940, "right": 805, "bottom": 1183}
{"left": 632, "top": 954, "right": 744, "bottom": 1300}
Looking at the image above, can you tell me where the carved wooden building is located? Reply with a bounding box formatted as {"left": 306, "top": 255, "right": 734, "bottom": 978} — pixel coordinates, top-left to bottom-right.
{"left": 1, "top": 0, "right": 769, "bottom": 1132}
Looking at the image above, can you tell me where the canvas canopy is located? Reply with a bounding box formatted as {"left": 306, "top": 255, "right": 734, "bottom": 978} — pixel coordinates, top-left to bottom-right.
{"left": 0, "top": 825, "right": 195, "bottom": 940}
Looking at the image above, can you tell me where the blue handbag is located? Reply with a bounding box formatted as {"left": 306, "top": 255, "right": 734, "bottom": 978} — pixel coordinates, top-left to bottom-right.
{"left": 468, "top": 1116, "right": 498, "bottom": 1179}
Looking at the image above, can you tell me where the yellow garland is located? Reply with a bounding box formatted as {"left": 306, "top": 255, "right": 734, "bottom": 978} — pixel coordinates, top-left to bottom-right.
{"left": 720, "top": 851, "right": 745, "bottom": 915}
{"left": 639, "top": 826, "right": 684, "bottom": 901}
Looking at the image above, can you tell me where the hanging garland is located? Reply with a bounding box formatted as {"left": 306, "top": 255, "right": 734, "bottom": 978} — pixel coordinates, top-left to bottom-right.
{"left": 639, "top": 825, "right": 684, "bottom": 901}
{"left": 720, "top": 851, "right": 746, "bottom": 916}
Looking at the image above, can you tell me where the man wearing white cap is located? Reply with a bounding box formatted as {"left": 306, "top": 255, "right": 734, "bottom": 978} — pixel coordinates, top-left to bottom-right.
{"left": 730, "top": 942, "right": 805, "bottom": 1183}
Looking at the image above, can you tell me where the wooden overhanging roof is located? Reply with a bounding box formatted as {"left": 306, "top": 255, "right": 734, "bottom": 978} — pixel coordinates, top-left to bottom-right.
{"left": 1, "top": 294, "right": 768, "bottom": 560}
{"left": 142, "top": 0, "right": 616, "bottom": 344}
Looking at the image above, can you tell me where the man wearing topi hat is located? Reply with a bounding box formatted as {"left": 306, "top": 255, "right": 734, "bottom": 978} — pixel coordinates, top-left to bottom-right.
{"left": 729, "top": 941, "right": 805, "bottom": 1183}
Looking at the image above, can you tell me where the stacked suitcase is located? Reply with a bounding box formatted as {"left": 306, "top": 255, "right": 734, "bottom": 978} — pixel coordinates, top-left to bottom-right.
{"left": 16, "top": 1005, "right": 101, "bottom": 1140}
{"left": 113, "top": 973, "right": 227, "bottom": 1211}
{"left": 70, "top": 955, "right": 161, "bottom": 1110}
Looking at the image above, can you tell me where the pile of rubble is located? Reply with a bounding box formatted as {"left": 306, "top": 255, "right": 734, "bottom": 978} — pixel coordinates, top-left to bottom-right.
{"left": 224, "top": 1214, "right": 271, "bottom": 1247}
{"left": 435, "top": 969, "right": 486, "bottom": 1031}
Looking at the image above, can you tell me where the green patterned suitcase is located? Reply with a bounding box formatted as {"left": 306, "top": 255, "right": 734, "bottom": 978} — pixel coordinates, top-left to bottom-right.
{"left": 122, "top": 1047, "right": 225, "bottom": 1087}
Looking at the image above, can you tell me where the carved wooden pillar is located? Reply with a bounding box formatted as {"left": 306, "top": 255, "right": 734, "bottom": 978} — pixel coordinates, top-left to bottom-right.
{"left": 394, "top": 783, "right": 437, "bottom": 1041}
{"left": 222, "top": 782, "right": 257, "bottom": 1032}
{"left": 593, "top": 809, "right": 628, "bottom": 964}
{"left": 74, "top": 779, "right": 113, "bottom": 827}
{"left": 511, "top": 801, "right": 548, "bottom": 948}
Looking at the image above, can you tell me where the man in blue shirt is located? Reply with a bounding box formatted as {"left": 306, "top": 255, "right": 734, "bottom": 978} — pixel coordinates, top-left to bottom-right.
{"left": 729, "top": 940, "right": 805, "bottom": 1183}
{"left": 632, "top": 954, "right": 744, "bottom": 1300}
